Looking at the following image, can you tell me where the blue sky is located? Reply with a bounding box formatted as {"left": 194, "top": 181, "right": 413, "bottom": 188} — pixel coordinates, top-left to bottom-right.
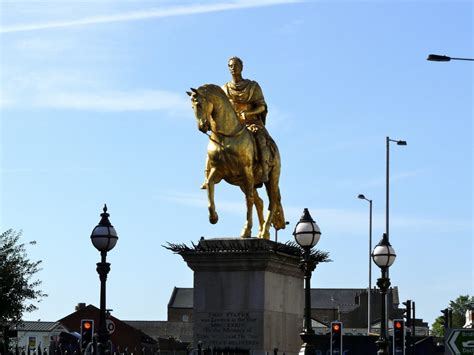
{"left": 1, "top": 0, "right": 472, "bottom": 328}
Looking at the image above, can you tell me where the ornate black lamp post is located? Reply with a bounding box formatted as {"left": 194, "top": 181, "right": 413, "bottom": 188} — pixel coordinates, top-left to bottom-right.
{"left": 293, "top": 208, "right": 321, "bottom": 355}
{"left": 90, "top": 204, "right": 118, "bottom": 353}
{"left": 372, "top": 233, "right": 396, "bottom": 355}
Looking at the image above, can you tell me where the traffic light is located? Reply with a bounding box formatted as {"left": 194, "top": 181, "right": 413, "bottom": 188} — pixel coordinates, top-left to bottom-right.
{"left": 80, "top": 319, "right": 94, "bottom": 350}
{"left": 393, "top": 319, "right": 405, "bottom": 354}
{"left": 441, "top": 308, "right": 449, "bottom": 329}
{"left": 330, "top": 321, "right": 343, "bottom": 354}
{"left": 402, "top": 300, "right": 412, "bottom": 328}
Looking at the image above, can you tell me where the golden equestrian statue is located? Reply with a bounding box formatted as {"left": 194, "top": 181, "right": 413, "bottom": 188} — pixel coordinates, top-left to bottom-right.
{"left": 187, "top": 57, "right": 285, "bottom": 239}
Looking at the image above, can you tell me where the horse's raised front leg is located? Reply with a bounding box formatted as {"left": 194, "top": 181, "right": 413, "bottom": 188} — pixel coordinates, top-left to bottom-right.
{"left": 207, "top": 167, "right": 218, "bottom": 224}
{"left": 240, "top": 167, "right": 254, "bottom": 238}
{"left": 200, "top": 156, "right": 210, "bottom": 190}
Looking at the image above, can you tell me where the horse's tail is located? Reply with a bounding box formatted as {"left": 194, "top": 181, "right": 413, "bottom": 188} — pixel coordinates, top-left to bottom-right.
{"left": 272, "top": 187, "right": 286, "bottom": 230}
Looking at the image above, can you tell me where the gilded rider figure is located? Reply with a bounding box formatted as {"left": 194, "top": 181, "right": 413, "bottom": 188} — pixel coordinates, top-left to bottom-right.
{"left": 223, "top": 57, "right": 270, "bottom": 181}
{"left": 200, "top": 56, "right": 271, "bottom": 189}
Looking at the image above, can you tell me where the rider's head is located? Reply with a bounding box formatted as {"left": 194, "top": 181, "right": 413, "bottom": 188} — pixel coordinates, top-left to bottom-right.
{"left": 228, "top": 56, "right": 243, "bottom": 76}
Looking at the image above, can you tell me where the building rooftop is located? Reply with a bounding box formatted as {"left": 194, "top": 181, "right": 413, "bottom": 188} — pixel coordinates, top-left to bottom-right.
{"left": 14, "top": 321, "right": 65, "bottom": 332}
{"left": 168, "top": 287, "right": 400, "bottom": 311}
{"left": 168, "top": 287, "right": 193, "bottom": 308}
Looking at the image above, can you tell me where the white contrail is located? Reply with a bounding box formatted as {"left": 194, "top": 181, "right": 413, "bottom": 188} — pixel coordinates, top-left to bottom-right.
{"left": 1, "top": 0, "right": 301, "bottom": 34}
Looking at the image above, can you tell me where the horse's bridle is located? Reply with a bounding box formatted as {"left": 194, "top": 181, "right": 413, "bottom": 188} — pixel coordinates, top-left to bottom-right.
{"left": 204, "top": 123, "right": 246, "bottom": 149}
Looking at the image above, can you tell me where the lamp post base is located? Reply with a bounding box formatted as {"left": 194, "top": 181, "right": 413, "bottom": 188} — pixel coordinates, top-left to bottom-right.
{"left": 298, "top": 342, "right": 316, "bottom": 355}
{"left": 97, "top": 340, "right": 112, "bottom": 355}
{"left": 376, "top": 338, "right": 389, "bottom": 355}
{"left": 299, "top": 332, "right": 316, "bottom": 355}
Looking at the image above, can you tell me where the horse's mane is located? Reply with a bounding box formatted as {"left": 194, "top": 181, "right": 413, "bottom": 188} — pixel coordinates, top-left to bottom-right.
{"left": 198, "top": 84, "right": 232, "bottom": 107}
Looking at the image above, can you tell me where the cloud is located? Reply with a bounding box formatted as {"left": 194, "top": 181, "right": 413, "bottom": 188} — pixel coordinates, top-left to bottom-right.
{"left": 1, "top": 0, "right": 302, "bottom": 34}
{"left": 1, "top": 70, "right": 189, "bottom": 113}
{"left": 31, "top": 89, "right": 189, "bottom": 113}
{"left": 1, "top": 87, "right": 189, "bottom": 113}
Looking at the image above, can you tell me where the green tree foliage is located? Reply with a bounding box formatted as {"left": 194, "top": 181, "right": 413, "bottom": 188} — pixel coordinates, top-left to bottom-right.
{"left": 431, "top": 316, "right": 445, "bottom": 338}
{"left": 431, "top": 295, "right": 474, "bottom": 337}
{"left": 0, "top": 229, "right": 47, "bottom": 349}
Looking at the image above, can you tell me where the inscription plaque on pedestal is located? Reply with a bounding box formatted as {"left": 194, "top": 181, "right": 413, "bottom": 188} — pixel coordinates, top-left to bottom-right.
{"left": 195, "top": 311, "right": 261, "bottom": 348}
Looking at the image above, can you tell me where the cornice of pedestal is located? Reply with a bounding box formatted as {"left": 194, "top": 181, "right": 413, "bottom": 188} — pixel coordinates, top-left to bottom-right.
{"left": 177, "top": 237, "right": 303, "bottom": 278}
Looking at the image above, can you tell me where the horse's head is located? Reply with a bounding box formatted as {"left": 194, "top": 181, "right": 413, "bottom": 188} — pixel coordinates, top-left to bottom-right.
{"left": 187, "top": 87, "right": 213, "bottom": 133}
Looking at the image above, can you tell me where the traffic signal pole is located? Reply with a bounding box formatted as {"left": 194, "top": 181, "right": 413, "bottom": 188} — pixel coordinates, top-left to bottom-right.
{"left": 403, "top": 300, "right": 413, "bottom": 355}
{"left": 393, "top": 320, "right": 405, "bottom": 355}
{"left": 411, "top": 301, "right": 416, "bottom": 354}
{"left": 80, "top": 319, "right": 94, "bottom": 350}
{"left": 330, "top": 321, "right": 343, "bottom": 354}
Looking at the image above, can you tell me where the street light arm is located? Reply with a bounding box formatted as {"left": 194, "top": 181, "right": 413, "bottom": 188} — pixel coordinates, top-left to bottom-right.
{"left": 357, "top": 194, "right": 372, "bottom": 203}
{"left": 388, "top": 138, "right": 407, "bottom": 145}
{"left": 450, "top": 57, "right": 474, "bottom": 61}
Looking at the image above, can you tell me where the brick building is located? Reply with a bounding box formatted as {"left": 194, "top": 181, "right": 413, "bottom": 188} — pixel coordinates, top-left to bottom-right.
{"left": 58, "top": 304, "right": 158, "bottom": 353}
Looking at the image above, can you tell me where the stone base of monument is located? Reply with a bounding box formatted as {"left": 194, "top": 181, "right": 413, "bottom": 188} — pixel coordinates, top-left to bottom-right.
{"left": 177, "top": 238, "right": 304, "bottom": 355}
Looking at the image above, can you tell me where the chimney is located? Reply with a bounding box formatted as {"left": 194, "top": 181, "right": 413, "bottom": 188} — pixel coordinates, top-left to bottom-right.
{"left": 75, "top": 303, "right": 86, "bottom": 311}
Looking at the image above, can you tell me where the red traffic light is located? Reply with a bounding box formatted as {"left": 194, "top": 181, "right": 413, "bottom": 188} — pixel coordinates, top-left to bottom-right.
{"left": 83, "top": 321, "right": 92, "bottom": 330}
{"left": 332, "top": 323, "right": 341, "bottom": 332}
{"left": 394, "top": 321, "right": 402, "bottom": 329}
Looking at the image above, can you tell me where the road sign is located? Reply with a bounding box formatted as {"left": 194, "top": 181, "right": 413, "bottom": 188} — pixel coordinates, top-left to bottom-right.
{"left": 106, "top": 319, "right": 116, "bottom": 334}
{"left": 447, "top": 329, "right": 474, "bottom": 355}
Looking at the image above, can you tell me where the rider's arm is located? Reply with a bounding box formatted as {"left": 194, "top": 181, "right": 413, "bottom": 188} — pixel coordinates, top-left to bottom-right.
{"left": 242, "top": 103, "right": 266, "bottom": 118}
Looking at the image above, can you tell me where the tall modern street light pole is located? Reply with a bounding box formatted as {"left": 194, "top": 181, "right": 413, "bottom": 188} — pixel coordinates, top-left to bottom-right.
{"left": 427, "top": 54, "right": 474, "bottom": 62}
{"left": 90, "top": 204, "right": 119, "bottom": 354}
{"left": 385, "top": 137, "right": 406, "bottom": 332}
{"left": 358, "top": 194, "right": 373, "bottom": 334}
{"left": 293, "top": 208, "right": 321, "bottom": 355}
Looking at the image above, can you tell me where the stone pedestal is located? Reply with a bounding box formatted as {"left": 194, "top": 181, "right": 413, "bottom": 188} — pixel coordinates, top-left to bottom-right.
{"left": 179, "top": 238, "right": 304, "bottom": 355}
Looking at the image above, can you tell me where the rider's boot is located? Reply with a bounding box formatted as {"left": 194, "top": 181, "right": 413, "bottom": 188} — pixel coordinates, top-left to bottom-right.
{"left": 257, "top": 134, "right": 270, "bottom": 183}
{"left": 261, "top": 148, "right": 270, "bottom": 183}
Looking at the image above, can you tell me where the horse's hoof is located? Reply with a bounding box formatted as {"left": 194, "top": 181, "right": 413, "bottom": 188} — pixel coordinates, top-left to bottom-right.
{"left": 240, "top": 228, "right": 251, "bottom": 238}
{"left": 209, "top": 212, "right": 218, "bottom": 224}
{"left": 258, "top": 231, "right": 270, "bottom": 240}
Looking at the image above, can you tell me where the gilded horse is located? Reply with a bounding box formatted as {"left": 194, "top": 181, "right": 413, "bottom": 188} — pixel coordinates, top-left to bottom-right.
{"left": 187, "top": 84, "right": 285, "bottom": 239}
